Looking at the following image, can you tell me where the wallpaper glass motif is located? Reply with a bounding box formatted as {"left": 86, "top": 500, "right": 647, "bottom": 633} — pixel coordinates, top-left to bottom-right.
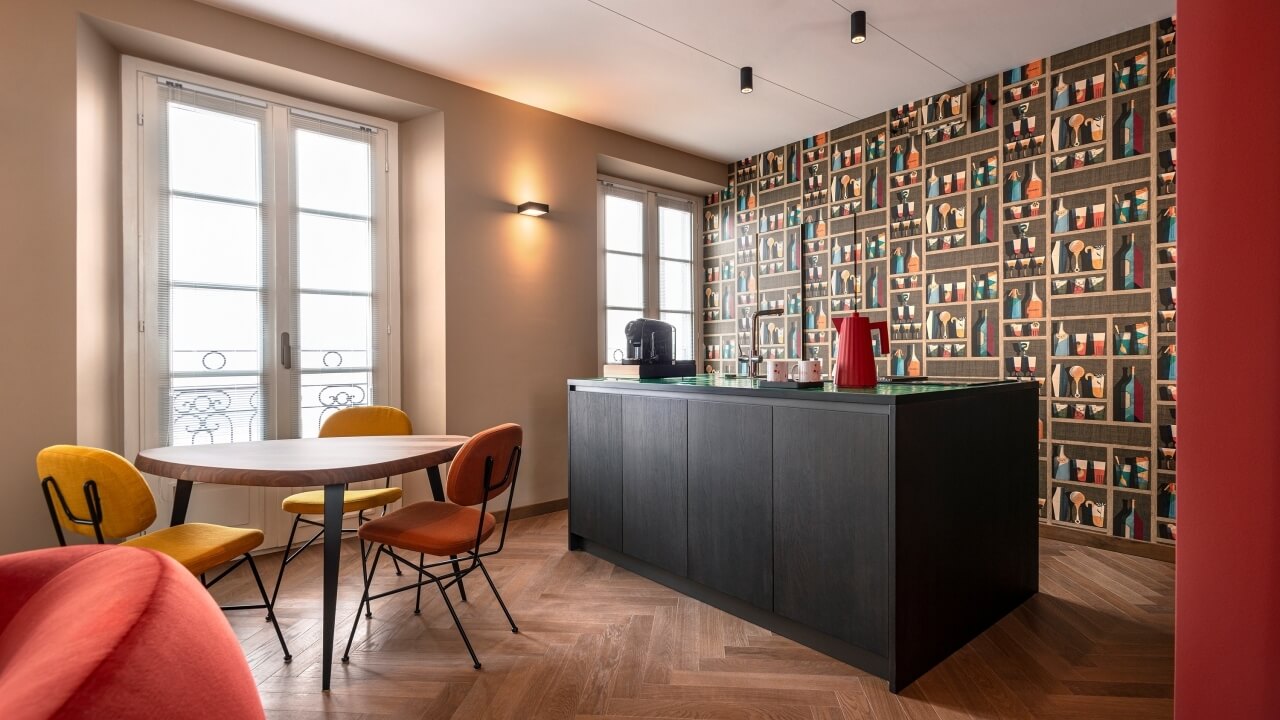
{"left": 700, "top": 18, "right": 1177, "bottom": 548}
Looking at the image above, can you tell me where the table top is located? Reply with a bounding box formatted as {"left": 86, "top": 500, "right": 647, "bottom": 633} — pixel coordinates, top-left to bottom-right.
{"left": 136, "top": 435, "right": 469, "bottom": 487}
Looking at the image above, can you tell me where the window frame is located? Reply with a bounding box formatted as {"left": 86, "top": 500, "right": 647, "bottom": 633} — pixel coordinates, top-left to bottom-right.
{"left": 596, "top": 175, "right": 700, "bottom": 364}
{"left": 121, "top": 56, "right": 401, "bottom": 462}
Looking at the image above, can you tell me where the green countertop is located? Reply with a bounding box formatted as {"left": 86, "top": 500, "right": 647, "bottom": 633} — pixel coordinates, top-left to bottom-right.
{"left": 569, "top": 374, "right": 1031, "bottom": 405}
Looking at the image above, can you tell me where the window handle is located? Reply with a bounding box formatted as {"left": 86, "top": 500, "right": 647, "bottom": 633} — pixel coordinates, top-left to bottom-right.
{"left": 280, "top": 332, "right": 292, "bottom": 369}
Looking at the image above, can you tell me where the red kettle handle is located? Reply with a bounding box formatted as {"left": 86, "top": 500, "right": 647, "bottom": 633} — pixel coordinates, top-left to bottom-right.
{"left": 870, "top": 320, "right": 889, "bottom": 355}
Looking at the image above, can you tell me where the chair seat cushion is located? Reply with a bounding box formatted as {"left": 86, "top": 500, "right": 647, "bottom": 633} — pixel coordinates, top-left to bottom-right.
{"left": 358, "top": 501, "right": 495, "bottom": 557}
{"left": 122, "top": 523, "right": 263, "bottom": 576}
{"left": 281, "top": 486, "right": 403, "bottom": 515}
{"left": 0, "top": 545, "right": 264, "bottom": 720}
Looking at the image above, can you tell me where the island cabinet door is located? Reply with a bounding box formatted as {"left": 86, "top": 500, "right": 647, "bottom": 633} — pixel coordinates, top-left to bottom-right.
{"left": 621, "top": 395, "right": 689, "bottom": 576}
{"left": 687, "top": 400, "right": 773, "bottom": 610}
{"left": 772, "top": 406, "right": 890, "bottom": 657}
{"left": 569, "top": 390, "right": 623, "bottom": 550}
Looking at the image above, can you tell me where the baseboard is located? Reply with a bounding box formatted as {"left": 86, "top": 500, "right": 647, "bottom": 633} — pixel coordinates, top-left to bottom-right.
{"left": 1039, "top": 524, "right": 1175, "bottom": 563}
{"left": 493, "top": 497, "right": 567, "bottom": 523}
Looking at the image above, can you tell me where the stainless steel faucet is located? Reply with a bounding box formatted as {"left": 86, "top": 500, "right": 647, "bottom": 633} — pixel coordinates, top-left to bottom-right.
{"left": 738, "top": 307, "right": 785, "bottom": 378}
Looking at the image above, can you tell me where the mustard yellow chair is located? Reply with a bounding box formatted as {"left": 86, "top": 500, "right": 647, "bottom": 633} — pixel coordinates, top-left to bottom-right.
{"left": 36, "top": 444, "right": 291, "bottom": 661}
{"left": 269, "top": 406, "right": 412, "bottom": 612}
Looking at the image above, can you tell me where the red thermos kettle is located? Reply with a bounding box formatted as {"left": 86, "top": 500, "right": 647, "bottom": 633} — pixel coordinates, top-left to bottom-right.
{"left": 833, "top": 313, "right": 889, "bottom": 388}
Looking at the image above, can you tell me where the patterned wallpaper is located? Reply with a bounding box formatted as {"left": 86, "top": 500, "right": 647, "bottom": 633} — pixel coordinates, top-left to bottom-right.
{"left": 699, "top": 18, "right": 1177, "bottom": 549}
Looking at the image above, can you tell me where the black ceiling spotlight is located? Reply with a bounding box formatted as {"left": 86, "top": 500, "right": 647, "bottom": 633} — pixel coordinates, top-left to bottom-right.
{"left": 740, "top": 66, "right": 753, "bottom": 94}
{"left": 851, "top": 10, "right": 867, "bottom": 44}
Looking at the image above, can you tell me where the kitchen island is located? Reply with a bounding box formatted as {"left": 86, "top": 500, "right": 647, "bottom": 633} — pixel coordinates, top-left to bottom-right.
{"left": 566, "top": 375, "right": 1039, "bottom": 691}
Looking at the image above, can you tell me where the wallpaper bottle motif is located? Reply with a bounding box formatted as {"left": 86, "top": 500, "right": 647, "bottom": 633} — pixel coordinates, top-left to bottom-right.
{"left": 1115, "top": 101, "right": 1146, "bottom": 157}
{"left": 1007, "top": 170, "right": 1023, "bottom": 202}
{"left": 1006, "top": 288, "right": 1023, "bottom": 319}
{"left": 1026, "top": 284, "right": 1043, "bottom": 318}
{"left": 1114, "top": 365, "right": 1146, "bottom": 422}
{"left": 1053, "top": 198, "right": 1069, "bottom": 233}
{"left": 1026, "top": 164, "right": 1043, "bottom": 199}
{"left": 1159, "top": 66, "right": 1177, "bottom": 105}
{"left": 973, "top": 309, "right": 992, "bottom": 357}
{"left": 1054, "top": 322, "right": 1071, "bottom": 357}
{"left": 973, "top": 80, "right": 994, "bottom": 130}
{"left": 1114, "top": 499, "right": 1145, "bottom": 540}
{"left": 1116, "top": 234, "right": 1143, "bottom": 289}
{"left": 907, "top": 345, "right": 922, "bottom": 376}
{"left": 974, "top": 196, "right": 990, "bottom": 244}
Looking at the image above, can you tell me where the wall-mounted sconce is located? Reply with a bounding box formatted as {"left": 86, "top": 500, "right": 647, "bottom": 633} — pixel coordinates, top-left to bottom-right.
{"left": 517, "top": 201, "right": 549, "bottom": 217}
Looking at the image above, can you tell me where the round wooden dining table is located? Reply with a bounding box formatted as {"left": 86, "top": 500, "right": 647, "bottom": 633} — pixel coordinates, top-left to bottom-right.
{"left": 136, "top": 434, "right": 469, "bottom": 691}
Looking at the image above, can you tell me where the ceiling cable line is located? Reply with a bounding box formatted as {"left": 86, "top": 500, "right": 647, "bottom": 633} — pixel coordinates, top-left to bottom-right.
{"left": 583, "top": 0, "right": 861, "bottom": 122}
{"left": 826, "top": 0, "right": 966, "bottom": 86}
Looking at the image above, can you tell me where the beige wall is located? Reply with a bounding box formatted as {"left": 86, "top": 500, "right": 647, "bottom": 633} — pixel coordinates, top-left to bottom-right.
{"left": 76, "top": 16, "right": 123, "bottom": 456}
{"left": 399, "top": 111, "right": 448, "bottom": 505}
{"left": 0, "top": 0, "right": 723, "bottom": 552}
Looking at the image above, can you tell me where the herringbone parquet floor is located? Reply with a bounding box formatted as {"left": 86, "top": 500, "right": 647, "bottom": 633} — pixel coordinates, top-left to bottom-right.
{"left": 211, "top": 511, "right": 1174, "bottom": 719}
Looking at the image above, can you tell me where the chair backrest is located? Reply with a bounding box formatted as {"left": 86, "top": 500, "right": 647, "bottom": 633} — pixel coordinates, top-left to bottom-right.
{"left": 319, "top": 405, "right": 413, "bottom": 438}
{"left": 36, "top": 445, "right": 157, "bottom": 541}
{"left": 447, "top": 424, "right": 523, "bottom": 507}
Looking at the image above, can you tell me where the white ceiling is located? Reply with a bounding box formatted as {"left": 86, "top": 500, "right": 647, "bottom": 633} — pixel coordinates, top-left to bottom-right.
{"left": 196, "top": 0, "right": 1174, "bottom": 162}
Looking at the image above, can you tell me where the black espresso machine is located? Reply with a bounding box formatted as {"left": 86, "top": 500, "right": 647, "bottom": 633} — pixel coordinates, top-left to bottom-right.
{"left": 603, "top": 318, "right": 697, "bottom": 378}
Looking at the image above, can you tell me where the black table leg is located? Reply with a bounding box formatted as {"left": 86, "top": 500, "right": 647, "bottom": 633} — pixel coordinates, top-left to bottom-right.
{"left": 321, "top": 482, "right": 344, "bottom": 691}
{"left": 426, "top": 465, "right": 445, "bottom": 501}
{"left": 426, "top": 465, "right": 467, "bottom": 601}
{"left": 170, "top": 480, "right": 193, "bottom": 526}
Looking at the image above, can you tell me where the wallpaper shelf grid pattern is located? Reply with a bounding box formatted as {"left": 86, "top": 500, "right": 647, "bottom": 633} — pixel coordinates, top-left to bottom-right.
{"left": 700, "top": 18, "right": 1177, "bottom": 548}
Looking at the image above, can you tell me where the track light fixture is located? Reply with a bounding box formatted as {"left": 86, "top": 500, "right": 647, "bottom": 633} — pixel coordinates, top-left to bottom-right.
{"left": 740, "top": 66, "right": 753, "bottom": 94}
{"left": 851, "top": 10, "right": 867, "bottom": 44}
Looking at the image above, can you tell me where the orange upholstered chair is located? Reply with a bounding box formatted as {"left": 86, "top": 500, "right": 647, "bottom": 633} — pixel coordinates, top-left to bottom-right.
{"left": 0, "top": 544, "right": 265, "bottom": 720}
{"left": 343, "top": 424, "right": 522, "bottom": 669}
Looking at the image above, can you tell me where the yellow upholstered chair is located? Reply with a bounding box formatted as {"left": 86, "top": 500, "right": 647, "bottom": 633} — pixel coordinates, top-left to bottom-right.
{"left": 269, "top": 406, "right": 411, "bottom": 609}
{"left": 36, "top": 444, "right": 291, "bottom": 661}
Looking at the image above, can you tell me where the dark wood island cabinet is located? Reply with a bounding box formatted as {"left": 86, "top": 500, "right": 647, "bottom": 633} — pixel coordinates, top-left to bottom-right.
{"left": 567, "top": 375, "right": 1039, "bottom": 692}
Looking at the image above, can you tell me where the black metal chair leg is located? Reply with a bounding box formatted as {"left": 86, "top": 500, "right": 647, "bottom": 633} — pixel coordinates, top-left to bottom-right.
{"left": 358, "top": 536, "right": 372, "bottom": 618}
{"left": 343, "top": 545, "right": 382, "bottom": 663}
{"left": 414, "top": 552, "right": 425, "bottom": 614}
{"left": 450, "top": 555, "right": 467, "bottom": 601}
{"left": 476, "top": 559, "right": 518, "bottom": 633}
{"left": 376, "top": 483, "right": 404, "bottom": 576}
{"left": 435, "top": 578, "right": 481, "bottom": 669}
{"left": 268, "top": 514, "right": 302, "bottom": 620}
{"left": 247, "top": 554, "right": 292, "bottom": 662}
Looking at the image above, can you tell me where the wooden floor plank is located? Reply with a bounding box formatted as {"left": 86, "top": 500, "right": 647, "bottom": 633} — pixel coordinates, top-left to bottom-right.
{"left": 203, "top": 513, "right": 1172, "bottom": 720}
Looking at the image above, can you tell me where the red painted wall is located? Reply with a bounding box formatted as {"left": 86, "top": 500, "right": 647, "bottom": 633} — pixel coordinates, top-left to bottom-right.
{"left": 1177, "top": 1, "right": 1280, "bottom": 717}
